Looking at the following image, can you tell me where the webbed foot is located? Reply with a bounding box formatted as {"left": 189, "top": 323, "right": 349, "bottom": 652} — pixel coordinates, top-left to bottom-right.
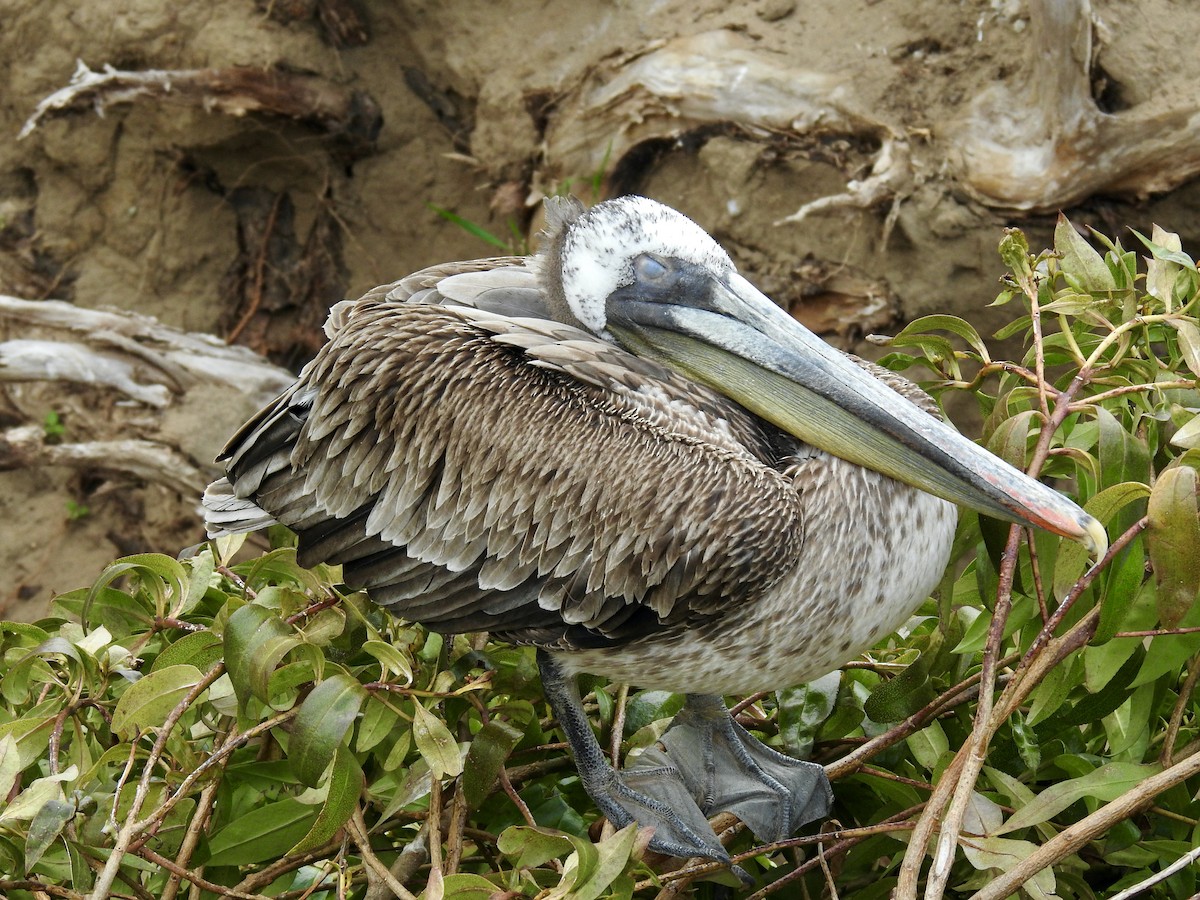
{"left": 636, "top": 693, "right": 831, "bottom": 842}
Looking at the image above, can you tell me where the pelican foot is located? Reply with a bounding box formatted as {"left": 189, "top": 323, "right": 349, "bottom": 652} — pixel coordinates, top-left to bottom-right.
{"left": 633, "top": 693, "right": 832, "bottom": 843}
{"left": 590, "top": 761, "right": 733, "bottom": 863}
{"left": 537, "top": 651, "right": 739, "bottom": 866}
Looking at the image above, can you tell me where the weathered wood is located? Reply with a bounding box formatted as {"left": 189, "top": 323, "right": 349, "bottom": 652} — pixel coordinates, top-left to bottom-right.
{"left": 0, "top": 294, "right": 292, "bottom": 493}
{"left": 19, "top": 61, "right": 381, "bottom": 151}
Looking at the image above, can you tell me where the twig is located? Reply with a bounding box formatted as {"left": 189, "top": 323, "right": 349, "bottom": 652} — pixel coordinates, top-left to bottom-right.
{"left": 968, "top": 749, "right": 1200, "bottom": 900}
{"left": 0, "top": 880, "right": 89, "bottom": 899}
{"left": 1162, "top": 662, "right": 1200, "bottom": 768}
{"left": 426, "top": 775, "right": 444, "bottom": 897}
{"left": 497, "top": 766, "right": 537, "bottom": 827}
{"left": 1073, "top": 378, "right": 1197, "bottom": 408}
{"left": 348, "top": 806, "right": 419, "bottom": 900}
{"left": 1108, "top": 846, "right": 1200, "bottom": 900}
{"left": 90, "top": 667, "right": 224, "bottom": 900}
{"left": 137, "top": 710, "right": 294, "bottom": 833}
{"left": 232, "top": 840, "right": 344, "bottom": 894}
{"left": 159, "top": 775, "right": 222, "bottom": 900}
{"left": 914, "top": 526, "right": 1022, "bottom": 900}
{"left": 138, "top": 846, "right": 270, "bottom": 900}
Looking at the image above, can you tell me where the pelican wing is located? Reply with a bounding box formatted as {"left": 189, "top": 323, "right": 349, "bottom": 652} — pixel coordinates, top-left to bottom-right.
{"left": 207, "top": 261, "right": 805, "bottom": 649}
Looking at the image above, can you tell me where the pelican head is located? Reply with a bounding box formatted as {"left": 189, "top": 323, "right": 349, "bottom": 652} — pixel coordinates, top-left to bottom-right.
{"left": 536, "top": 195, "right": 1106, "bottom": 557}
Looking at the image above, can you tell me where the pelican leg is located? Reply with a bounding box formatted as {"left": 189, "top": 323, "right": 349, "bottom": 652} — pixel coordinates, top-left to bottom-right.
{"left": 637, "top": 693, "right": 832, "bottom": 843}
{"left": 536, "top": 651, "right": 732, "bottom": 863}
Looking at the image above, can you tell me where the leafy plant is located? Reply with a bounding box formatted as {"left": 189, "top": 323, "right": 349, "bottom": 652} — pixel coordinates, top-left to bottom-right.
{"left": 42, "top": 410, "right": 65, "bottom": 443}
{"left": 0, "top": 219, "right": 1198, "bottom": 900}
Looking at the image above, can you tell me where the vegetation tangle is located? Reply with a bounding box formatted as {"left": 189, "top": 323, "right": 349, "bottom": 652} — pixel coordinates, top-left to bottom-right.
{"left": 2, "top": 219, "right": 1199, "bottom": 900}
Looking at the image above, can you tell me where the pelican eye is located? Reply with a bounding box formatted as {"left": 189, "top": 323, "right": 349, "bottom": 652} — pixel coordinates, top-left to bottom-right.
{"left": 634, "top": 254, "right": 669, "bottom": 281}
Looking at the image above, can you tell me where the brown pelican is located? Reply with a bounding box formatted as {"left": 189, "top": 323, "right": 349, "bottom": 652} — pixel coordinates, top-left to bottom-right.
{"left": 204, "top": 196, "right": 1105, "bottom": 867}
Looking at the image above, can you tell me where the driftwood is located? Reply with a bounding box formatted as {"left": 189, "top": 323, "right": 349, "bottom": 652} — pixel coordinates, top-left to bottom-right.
{"left": 951, "top": 0, "right": 1200, "bottom": 210}
{"left": 0, "top": 295, "right": 293, "bottom": 497}
{"left": 541, "top": 0, "right": 1200, "bottom": 216}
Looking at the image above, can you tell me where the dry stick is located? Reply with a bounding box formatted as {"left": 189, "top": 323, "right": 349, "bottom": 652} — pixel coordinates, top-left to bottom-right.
{"left": 742, "top": 814, "right": 923, "bottom": 900}
{"left": 0, "top": 881, "right": 87, "bottom": 900}
{"left": 348, "top": 806, "right": 420, "bottom": 900}
{"left": 1016, "top": 518, "right": 1146, "bottom": 680}
{"left": 136, "top": 711, "right": 295, "bottom": 834}
{"left": 159, "top": 775, "right": 223, "bottom": 900}
{"left": 426, "top": 776, "right": 444, "bottom": 897}
{"left": 444, "top": 781, "right": 469, "bottom": 874}
{"left": 1119, "top": 626, "right": 1200, "bottom": 637}
{"left": 641, "top": 817, "right": 922, "bottom": 891}
{"left": 916, "top": 528, "right": 1022, "bottom": 900}
{"left": 1026, "top": 526, "right": 1049, "bottom": 624}
{"left": 138, "top": 846, "right": 271, "bottom": 900}
{"left": 89, "top": 666, "right": 224, "bottom": 900}
{"left": 610, "top": 683, "right": 629, "bottom": 765}
{"left": 1161, "top": 661, "right": 1200, "bottom": 768}
{"left": 1075, "top": 378, "right": 1196, "bottom": 407}
{"left": 968, "top": 748, "right": 1200, "bottom": 900}
{"left": 825, "top": 658, "right": 1009, "bottom": 781}
{"left": 232, "top": 841, "right": 344, "bottom": 894}
{"left": 497, "top": 766, "right": 537, "bottom": 827}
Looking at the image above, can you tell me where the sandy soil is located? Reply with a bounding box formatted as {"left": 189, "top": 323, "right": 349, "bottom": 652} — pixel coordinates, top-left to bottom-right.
{"left": 2, "top": 0, "right": 1199, "bottom": 618}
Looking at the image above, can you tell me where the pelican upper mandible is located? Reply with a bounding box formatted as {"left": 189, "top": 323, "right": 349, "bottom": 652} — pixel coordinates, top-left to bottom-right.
{"left": 204, "top": 195, "right": 1105, "bottom": 867}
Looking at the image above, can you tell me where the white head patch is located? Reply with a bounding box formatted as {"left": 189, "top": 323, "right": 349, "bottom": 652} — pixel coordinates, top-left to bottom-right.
{"left": 557, "top": 196, "right": 734, "bottom": 334}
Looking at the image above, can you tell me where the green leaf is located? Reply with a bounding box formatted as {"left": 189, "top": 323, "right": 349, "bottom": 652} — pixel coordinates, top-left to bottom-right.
{"left": 0, "top": 766, "right": 77, "bottom": 825}
{"left": 622, "top": 691, "right": 684, "bottom": 734}
{"left": 1132, "top": 226, "right": 1197, "bottom": 270}
{"left": 412, "top": 702, "right": 463, "bottom": 778}
{"left": 961, "top": 836, "right": 1058, "bottom": 900}
{"left": 362, "top": 640, "right": 414, "bottom": 683}
{"left": 907, "top": 720, "right": 949, "bottom": 769}
{"left": 0, "top": 708, "right": 58, "bottom": 775}
{"left": 150, "top": 630, "right": 222, "bottom": 673}
{"left": 223, "top": 602, "right": 299, "bottom": 705}
{"left": 0, "top": 734, "right": 20, "bottom": 800}
{"left": 289, "top": 673, "right": 367, "bottom": 787}
{"left": 204, "top": 797, "right": 317, "bottom": 866}
{"left": 779, "top": 671, "right": 841, "bottom": 755}
{"left": 25, "top": 798, "right": 75, "bottom": 873}
{"left": 1056, "top": 215, "right": 1117, "bottom": 292}
{"left": 998, "top": 762, "right": 1160, "bottom": 833}
{"left": 893, "top": 314, "right": 992, "bottom": 362}
{"left": 986, "top": 409, "right": 1038, "bottom": 471}
{"left": 1054, "top": 481, "right": 1151, "bottom": 603}
{"left": 462, "top": 718, "right": 524, "bottom": 810}
{"left": 1148, "top": 465, "right": 1200, "bottom": 627}
{"left": 565, "top": 823, "right": 637, "bottom": 900}
{"left": 1170, "top": 321, "right": 1200, "bottom": 377}
{"left": 1170, "top": 412, "right": 1200, "bottom": 450}
{"left": 498, "top": 825, "right": 575, "bottom": 868}
{"left": 288, "top": 746, "right": 363, "bottom": 854}
{"left": 426, "top": 873, "right": 500, "bottom": 900}
{"left": 110, "top": 665, "right": 204, "bottom": 739}
{"left": 357, "top": 695, "right": 402, "bottom": 754}
{"left": 182, "top": 549, "right": 216, "bottom": 615}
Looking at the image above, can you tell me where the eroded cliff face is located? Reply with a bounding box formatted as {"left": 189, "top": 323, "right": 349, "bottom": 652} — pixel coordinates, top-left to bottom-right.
{"left": 3, "top": 0, "right": 1200, "bottom": 615}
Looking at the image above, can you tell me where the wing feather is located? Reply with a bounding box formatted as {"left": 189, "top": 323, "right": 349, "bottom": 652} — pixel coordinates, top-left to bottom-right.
{"left": 205, "top": 259, "right": 806, "bottom": 650}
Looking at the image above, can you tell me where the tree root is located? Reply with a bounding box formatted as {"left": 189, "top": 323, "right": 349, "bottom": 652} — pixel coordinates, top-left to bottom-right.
{"left": 19, "top": 60, "right": 381, "bottom": 152}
